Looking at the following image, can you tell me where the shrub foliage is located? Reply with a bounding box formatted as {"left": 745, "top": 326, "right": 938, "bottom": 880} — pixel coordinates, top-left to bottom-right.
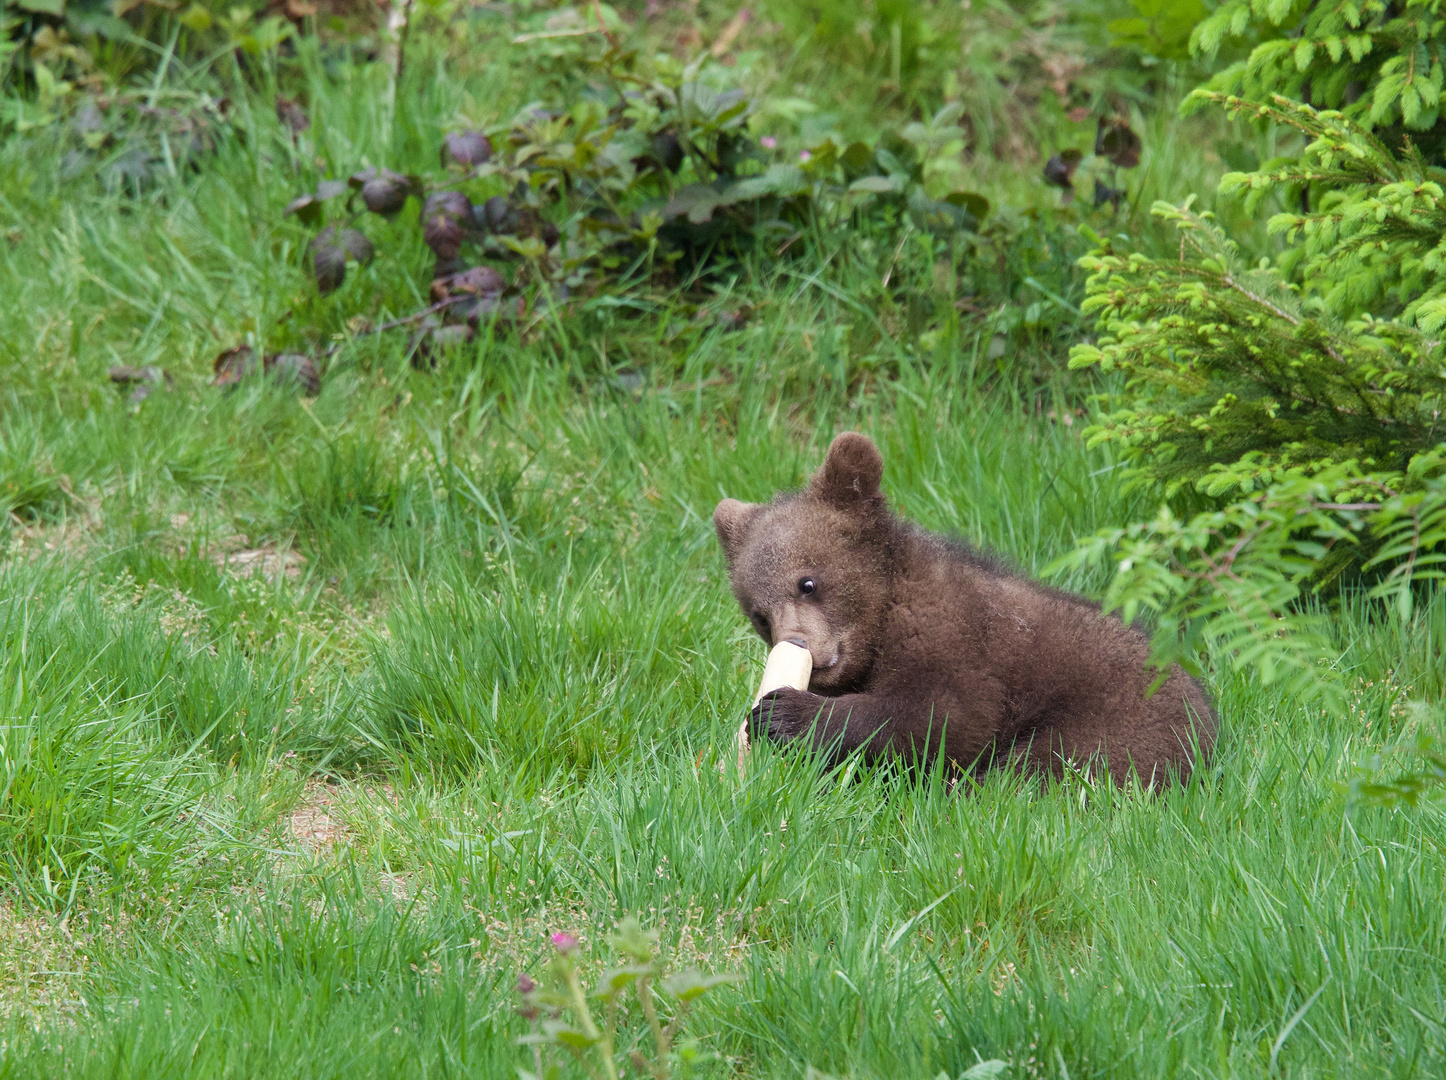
{"left": 1061, "top": 93, "right": 1446, "bottom": 704}
{"left": 1193, "top": 0, "right": 1446, "bottom": 137}
{"left": 279, "top": 44, "right": 992, "bottom": 354}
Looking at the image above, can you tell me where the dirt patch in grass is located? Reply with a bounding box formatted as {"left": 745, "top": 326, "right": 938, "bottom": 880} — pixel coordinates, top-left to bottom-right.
{"left": 466, "top": 896, "right": 754, "bottom": 987}
{"left": 286, "top": 779, "right": 352, "bottom": 854}
{"left": 0, "top": 902, "right": 103, "bottom": 1024}
{"left": 215, "top": 544, "right": 307, "bottom": 581}
{"left": 3, "top": 510, "right": 98, "bottom": 562}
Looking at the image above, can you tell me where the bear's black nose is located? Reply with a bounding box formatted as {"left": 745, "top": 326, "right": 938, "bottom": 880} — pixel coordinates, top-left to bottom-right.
{"left": 785, "top": 637, "right": 807, "bottom": 650}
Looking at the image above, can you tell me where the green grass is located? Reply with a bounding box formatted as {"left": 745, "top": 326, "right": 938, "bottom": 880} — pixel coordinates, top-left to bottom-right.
{"left": 1, "top": 6, "right": 1444, "bottom": 1078}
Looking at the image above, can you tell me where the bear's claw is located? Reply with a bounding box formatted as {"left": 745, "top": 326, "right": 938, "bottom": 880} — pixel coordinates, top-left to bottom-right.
{"left": 749, "top": 687, "right": 830, "bottom": 746}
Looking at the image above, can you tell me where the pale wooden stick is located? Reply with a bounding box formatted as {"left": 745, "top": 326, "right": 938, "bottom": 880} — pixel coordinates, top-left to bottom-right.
{"left": 737, "top": 641, "right": 813, "bottom": 773}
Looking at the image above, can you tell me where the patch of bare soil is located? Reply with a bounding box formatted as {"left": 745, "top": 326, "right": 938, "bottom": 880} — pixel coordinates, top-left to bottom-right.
{"left": 214, "top": 544, "right": 306, "bottom": 581}
{"left": 281, "top": 782, "right": 418, "bottom": 903}
{"left": 0, "top": 902, "right": 102, "bottom": 1023}
{"left": 465, "top": 896, "right": 754, "bottom": 985}
{"left": 4, "top": 502, "right": 99, "bottom": 561}
{"left": 287, "top": 780, "right": 350, "bottom": 853}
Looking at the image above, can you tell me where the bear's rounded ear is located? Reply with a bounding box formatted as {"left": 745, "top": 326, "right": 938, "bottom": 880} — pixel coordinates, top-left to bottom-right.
{"left": 713, "top": 498, "right": 760, "bottom": 560}
{"left": 812, "top": 432, "right": 884, "bottom": 508}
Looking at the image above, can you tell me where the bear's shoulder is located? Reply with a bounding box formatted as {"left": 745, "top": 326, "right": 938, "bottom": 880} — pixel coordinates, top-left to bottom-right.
{"left": 900, "top": 523, "right": 1103, "bottom": 617}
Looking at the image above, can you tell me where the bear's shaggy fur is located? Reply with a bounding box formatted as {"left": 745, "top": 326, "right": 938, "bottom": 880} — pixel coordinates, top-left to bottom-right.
{"left": 714, "top": 432, "right": 1216, "bottom": 784}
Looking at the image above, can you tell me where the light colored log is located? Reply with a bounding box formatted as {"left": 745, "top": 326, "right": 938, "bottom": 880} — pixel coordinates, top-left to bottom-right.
{"left": 737, "top": 641, "right": 813, "bottom": 771}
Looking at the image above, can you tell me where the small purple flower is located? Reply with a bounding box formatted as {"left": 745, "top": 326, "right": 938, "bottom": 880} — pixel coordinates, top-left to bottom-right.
{"left": 760, "top": 136, "right": 776, "bottom": 150}
{"left": 798, "top": 150, "right": 812, "bottom": 162}
{"left": 551, "top": 931, "right": 579, "bottom": 954}
{"left": 515, "top": 972, "right": 541, "bottom": 1020}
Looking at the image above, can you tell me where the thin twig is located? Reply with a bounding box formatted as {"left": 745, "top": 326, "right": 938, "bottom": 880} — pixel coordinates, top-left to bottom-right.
{"left": 510, "top": 26, "right": 602, "bottom": 44}
{"left": 1392, "top": 503, "right": 1424, "bottom": 594}
{"left": 709, "top": 7, "right": 750, "bottom": 58}
{"left": 636, "top": 976, "right": 670, "bottom": 1073}
{"left": 1201, "top": 523, "right": 1269, "bottom": 585}
{"left": 880, "top": 228, "right": 910, "bottom": 290}
{"left": 394, "top": 0, "right": 416, "bottom": 85}
{"left": 1219, "top": 274, "right": 1299, "bottom": 327}
{"left": 592, "top": 0, "right": 617, "bottom": 48}
{"left": 373, "top": 295, "right": 475, "bottom": 334}
{"left": 1219, "top": 272, "right": 1348, "bottom": 364}
{"left": 319, "top": 296, "right": 474, "bottom": 356}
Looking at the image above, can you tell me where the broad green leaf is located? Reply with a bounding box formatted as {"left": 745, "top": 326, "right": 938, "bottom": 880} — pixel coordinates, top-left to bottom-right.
{"left": 593, "top": 964, "right": 653, "bottom": 998}
{"left": 840, "top": 141, "right": 874, "bottom": 174}
{"left": 660, "top": 969, "right": 740, "bottom": 1002}
{"left": 849, "top": 176, "right": 898, "bottom": 194}
{"left": 540, "top": 1021, "right": 599, "bottom": 1049}
{"left": 944, "top": 191, "right": 991, "bottom": 219}
{"left": 178, "top": 4, "right": 212, "bottom": 31}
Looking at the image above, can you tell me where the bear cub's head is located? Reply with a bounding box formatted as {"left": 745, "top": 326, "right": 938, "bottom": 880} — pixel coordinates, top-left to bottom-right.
{"left": 713, "top": 432, "right": 898, "bottom": 693}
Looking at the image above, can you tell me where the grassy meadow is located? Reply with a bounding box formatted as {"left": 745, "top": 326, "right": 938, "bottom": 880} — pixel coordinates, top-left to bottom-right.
{"left": 2, "top": 4, "right": 1445, "bottom": 1078}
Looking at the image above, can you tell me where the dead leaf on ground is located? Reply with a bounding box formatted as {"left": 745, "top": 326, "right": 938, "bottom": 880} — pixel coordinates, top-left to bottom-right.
{"left": 212, "top": 345, "right": 321, "bottom": 395}
{"left": 709, "top": 7, "right": 750, "bottom": 57}
{"left": 1043, "top": 53, "right": 1085, "bottom": 99}
{"left": 108, "top": 364, "right": 172, "bottom": 403}
{"left": 267, "top": 353, "right": 322, "bottom": 394}
{"left": 1094, "top": 179, "right": 1126, "bottom": 212}
{"left": 440, "top": 130, "right": 493, "bottom": 169}
{"left": 409, "top": 318, "right": 476, "bottom": 368}
{"left": 276, "top": 96, "right": 310, "bottom": 137}
{"left": 1043, "top": 148, "right": 1083, "bottom": 201}
{"left": 1096, "top": 117, "right": 1141, "bottom": 169}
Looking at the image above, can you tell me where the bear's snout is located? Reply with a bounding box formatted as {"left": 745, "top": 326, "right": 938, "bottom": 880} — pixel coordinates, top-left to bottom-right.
{"left": 784, "top": 636, "right": 808, "bottom": 650}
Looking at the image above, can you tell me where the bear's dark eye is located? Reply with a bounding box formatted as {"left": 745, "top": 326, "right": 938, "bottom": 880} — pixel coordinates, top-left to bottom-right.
{"left": 798, "top": 577, "right": 816, "bottom": 596}
{"left": 751, "top": 611, "right": 770, "bottom": 635}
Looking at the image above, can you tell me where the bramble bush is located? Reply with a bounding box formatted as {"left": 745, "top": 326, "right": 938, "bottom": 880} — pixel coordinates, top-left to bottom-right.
{"left": 2, "top": 0, "right": 299, "bottom": 122}
{"left": 516, "top": 918, "right": 737, "bottom": 1080}
{"left": 0, "top": 0, "right": 309, "bottom": 196}
{"left": 277, "top": 43, "right": 995, "bottom": 357}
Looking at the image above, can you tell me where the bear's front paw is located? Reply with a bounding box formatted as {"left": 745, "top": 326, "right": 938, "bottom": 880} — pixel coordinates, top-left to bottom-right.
{"left": 749, "top": 688, "right": 831, "bottom": 746}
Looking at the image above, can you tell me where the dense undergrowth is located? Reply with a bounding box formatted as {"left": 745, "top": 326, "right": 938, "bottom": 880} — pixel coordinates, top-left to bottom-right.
{"left": 0, "top": 2, "right": 1444, "bottom": 1078}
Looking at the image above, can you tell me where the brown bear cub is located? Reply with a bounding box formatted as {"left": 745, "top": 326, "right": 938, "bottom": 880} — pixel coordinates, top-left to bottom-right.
{"left": 714, "top": 432, "right": 1216, "bottom": 784}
